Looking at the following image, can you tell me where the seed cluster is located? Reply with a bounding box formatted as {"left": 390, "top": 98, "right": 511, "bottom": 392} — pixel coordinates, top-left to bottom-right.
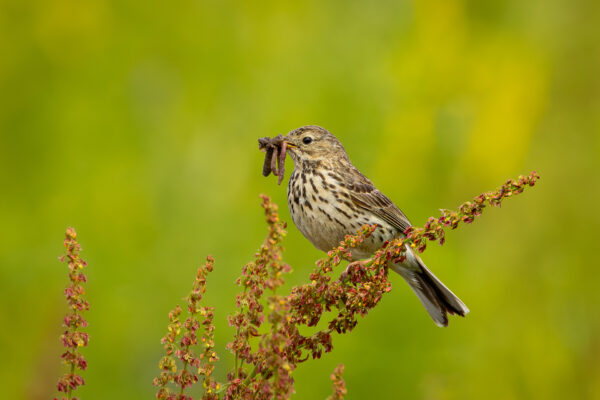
{"left": 54, "top": 227, "right": 89, "bottom": 400}
{"left": 149, "top": 172, "right": 540, "bottom": 399}
{"left": 153, "top": 257, "right": 220, "bottom": 400}
{"left": 50, "top": 153, "right": 539, "bottom": 400}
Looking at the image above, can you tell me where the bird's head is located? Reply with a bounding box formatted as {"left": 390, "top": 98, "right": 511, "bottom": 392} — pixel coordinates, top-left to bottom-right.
{"left": 284, "top": 125, "right": 348, "bottom": 164}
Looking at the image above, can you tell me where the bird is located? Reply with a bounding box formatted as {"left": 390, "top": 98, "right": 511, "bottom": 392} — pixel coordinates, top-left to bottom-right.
{"left": 281, "top": 125, "right": 469, "bottom": 327}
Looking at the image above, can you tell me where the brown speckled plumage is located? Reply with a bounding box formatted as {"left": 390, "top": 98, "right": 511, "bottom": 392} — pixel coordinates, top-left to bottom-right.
{"left": 282, "top": 125, "right": 469, "bottom": 327}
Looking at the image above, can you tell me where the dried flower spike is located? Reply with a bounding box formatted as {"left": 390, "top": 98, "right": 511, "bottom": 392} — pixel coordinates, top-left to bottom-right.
{"left": 327, "top": 364, "right": 347, "bottom": 400}
{"left": 54, "top": 227, "right": 89, "bottom": 400}
{"left": 151, "top": 171, "right": 539, "bottom": 399}
{"left": 153, "top": 256, "right": 221, "bottom": 400}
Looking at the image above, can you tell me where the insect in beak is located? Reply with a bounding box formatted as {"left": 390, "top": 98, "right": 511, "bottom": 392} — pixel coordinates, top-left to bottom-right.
{"left": 258, "top": 134, "right": 288, "bottom": 185}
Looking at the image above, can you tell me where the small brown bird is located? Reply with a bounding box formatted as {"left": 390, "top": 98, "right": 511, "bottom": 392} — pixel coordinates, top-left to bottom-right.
{"left": 282, "top": 125, "right": 469, "bottom": 327}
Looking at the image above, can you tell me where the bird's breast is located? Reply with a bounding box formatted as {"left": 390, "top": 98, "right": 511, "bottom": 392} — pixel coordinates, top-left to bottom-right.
{"left": 287, "top": 168, "right": 398, "bottom": 258}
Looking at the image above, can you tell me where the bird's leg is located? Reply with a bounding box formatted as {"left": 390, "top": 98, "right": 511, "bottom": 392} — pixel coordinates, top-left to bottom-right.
{"left": 339, "top": 260, "right": 368, "bottom": 282}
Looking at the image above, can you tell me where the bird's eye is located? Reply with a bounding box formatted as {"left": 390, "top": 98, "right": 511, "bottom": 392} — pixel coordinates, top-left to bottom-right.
{"left": 302, "top": 136, "right": 313, "bottom": 145}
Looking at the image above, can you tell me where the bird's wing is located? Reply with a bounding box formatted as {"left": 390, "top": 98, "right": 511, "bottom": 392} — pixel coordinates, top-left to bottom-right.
{"left": 346, "top": 171, "right": 412, "bottom": 233}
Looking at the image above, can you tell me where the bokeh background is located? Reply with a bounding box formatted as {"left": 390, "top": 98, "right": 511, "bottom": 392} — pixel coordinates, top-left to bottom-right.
{"left": 1, "top": 0, "right": 599, "bottom": 399}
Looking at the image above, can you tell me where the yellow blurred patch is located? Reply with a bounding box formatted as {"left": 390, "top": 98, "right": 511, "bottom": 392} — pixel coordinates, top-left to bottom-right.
{"left": 463, "top": 37, "right": 548, "bottom": 180}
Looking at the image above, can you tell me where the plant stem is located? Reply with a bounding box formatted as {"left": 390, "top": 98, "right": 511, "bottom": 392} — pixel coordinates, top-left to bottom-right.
{"left": 243, "top": 366, "right": 258, "bottom": 386}
{"left": 234, "top": 352, "right": 239, "bottom": 379}
{"left": 179, "top": 357, "right": 189, "bottom": 396}
{"left": 67, "top": 362, "right": 74, "bottom": 399}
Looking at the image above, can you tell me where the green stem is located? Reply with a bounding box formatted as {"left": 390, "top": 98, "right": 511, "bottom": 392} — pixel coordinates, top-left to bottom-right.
{"left": 234, "top": 352, "right": 239, "bottom": 379}
{"left": 179, "top": 346, "right": 190, "bottom": 396}
{"left": 235, "top": 287, "right": 249, "bottom": 379}
{"left": 67, "top": 361, "right": 74, "bottom": 400}
{"left": 67, "top": 309, "right": 77, "bottom": 400}
{"left": 243, "top": 366, "right": 258, "bottom": 386}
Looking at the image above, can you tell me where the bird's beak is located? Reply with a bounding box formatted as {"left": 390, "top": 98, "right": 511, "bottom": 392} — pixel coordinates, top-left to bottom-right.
{"left": 283, "top": 138, "right": 297, "bottom": 149}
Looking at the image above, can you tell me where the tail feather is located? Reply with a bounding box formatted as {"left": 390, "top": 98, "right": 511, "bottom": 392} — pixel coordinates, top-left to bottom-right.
{"left": 390, "top": 249, "right": 469, "bottom": 327}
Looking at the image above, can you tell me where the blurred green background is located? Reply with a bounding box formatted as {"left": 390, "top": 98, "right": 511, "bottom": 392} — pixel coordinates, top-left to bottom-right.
{"left": 1, "top": 0, "right": 599, "bottom": 399}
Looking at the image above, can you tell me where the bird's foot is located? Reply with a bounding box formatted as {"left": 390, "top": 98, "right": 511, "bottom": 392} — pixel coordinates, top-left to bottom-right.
{"left": 339, "top": 260, "right": 368, "bottom": 282}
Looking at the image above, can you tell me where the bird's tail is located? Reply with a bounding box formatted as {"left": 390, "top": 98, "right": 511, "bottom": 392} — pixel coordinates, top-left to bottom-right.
{"left": 390, "top": 248, "right": 469, "bottom": 327}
